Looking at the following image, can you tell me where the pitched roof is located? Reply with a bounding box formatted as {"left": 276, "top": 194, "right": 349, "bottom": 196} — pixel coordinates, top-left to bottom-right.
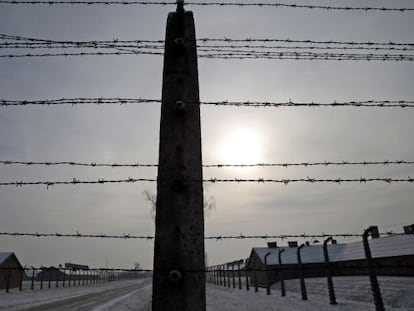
{"left": 252, "top": 234, "right": 414, "bottom": 266}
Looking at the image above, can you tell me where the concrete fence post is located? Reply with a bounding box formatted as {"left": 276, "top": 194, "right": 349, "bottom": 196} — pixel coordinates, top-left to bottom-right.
{"left": 152, "top": 2, "right": 205, "bottom": 310}
{"left": 264, "top": 252, "right": 271, "bottom": 295}
{"left": 245, "top": 258, "right": 250, "bottom": 291}
{"left": 278, "top": 249, "right": 286, "bottom": 297}
{"left": 227, "top": 263, "right": 231, "bottom": 288}
{"left": 232, "top": 263, "right": 236, "bottom": 288}
{"left": 297, "top": 244, "right": 308, "bottom": 301}
{"left": 323, "top": 237, "right": 337, "bottom": 305}
{"left": 48, "top": 269, "right": 51, "bottom": 289}
{"left": 237, "top": 261, "right": 242, "bottom": 290}
{"left": 363, "top": 226, "right": 385, "bottom": 311}
{"left": 31, "top": 267, "right": 35, "bottom": 290}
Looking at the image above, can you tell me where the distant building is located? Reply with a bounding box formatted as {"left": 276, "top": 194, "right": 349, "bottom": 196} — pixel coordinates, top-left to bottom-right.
{"left": 0, "top": 252, "right": 24, "bottom": 290}
{"left": 247, "top": 230, "right": 414, "bottom": 287}
{"left": 36, "top": 267, "right": 68, "bottom": 282}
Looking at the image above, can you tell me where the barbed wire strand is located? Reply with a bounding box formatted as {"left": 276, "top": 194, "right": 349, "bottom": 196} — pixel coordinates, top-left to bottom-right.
{"left": 2, "top": 50, "right": 414, "bottom": 61}
{"left": 0, "top": 231, "right": 405, "bottom": 240}
{"left": 0, "top": 177, "right": 413, "bottom": 188}
{"left": 1, "top": 160, "right": 414, "bottom": 169}
{"left": 2, "top": 34, "right": 414, "bottom": 48}
{"left": 2, "top": 98, "right": 414, "bottom": 108}
{"left": 2, "top": 42, "right": 414, "bottom": 53}
{"left": 0, "top": 0, "right": 413, "bottom": 12}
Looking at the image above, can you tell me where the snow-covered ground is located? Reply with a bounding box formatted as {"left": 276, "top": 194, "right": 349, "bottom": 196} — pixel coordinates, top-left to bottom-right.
{"left": 1, "top": 276, "right": 413, "bottom": 310}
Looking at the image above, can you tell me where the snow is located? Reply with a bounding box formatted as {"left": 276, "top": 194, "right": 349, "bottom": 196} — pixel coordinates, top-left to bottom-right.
{"left": 253, "top": 234, "right": 414, "bottom": 265}
{"left": 1, "top": 276, "right": 413, "bottom": 310}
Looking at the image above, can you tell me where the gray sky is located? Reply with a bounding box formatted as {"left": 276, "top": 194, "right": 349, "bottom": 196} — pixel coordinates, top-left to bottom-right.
{"left": 1, "top": 0, "right": 414, "bottom": 269}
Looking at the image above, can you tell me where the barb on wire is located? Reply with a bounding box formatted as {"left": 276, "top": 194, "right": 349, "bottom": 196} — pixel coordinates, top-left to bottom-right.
{"left": 0, "top": 177, "right": 413, "bottom": 187}
{"left": 0, "top": 231, "right": 404, "bottom": 240}
{"left": 0, "top": 0, "right": 413, "bottom": 12}
{"left": 1, "top": 98, "right": 414, "bottom": 108}
{"left": 2, "top": 160, "right": 414, "bottom": 169}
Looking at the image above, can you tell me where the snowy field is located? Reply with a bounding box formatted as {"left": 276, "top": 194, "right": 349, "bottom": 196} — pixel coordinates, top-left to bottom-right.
{"left": 1, "top": 276, "right": 413, "bottom": 310}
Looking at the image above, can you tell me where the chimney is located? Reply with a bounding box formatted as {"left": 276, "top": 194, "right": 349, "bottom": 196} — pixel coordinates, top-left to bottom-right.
{"left": 331, "top": 239, "right": 337, "bottom": 245}
{"left": 403, "top": 224, "right": 414, "bottom": 234}
{"left": 267, "top": 242, "right": 277, "bottom": 248}
{"left": 288, "top": 241, "right": 298, "bottom": 248}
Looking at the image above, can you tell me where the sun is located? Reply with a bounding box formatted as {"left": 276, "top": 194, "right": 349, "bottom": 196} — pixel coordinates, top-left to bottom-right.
{"left": 219, "top": 128, "right": 263, "bottom": 164}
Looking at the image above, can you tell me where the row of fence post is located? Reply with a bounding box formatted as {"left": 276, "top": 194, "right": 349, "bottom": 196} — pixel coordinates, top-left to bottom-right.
{"left": 3, "top": 268, "right": 120, "bottom": 293}
{"left": 206, "top": 227, "right": 385, "bottom": 311}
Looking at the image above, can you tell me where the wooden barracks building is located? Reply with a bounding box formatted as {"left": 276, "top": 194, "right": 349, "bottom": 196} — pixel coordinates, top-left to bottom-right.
{"left": 0, "top": 252, "right": 24, "bottom": 290}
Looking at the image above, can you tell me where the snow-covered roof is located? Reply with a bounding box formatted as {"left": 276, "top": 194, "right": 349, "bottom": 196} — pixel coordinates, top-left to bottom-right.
{"left": 0, "top": 252, "right": 13, "bottom": 265}
{"left": 252, "top": 234, "right": 414, "bottom": 265}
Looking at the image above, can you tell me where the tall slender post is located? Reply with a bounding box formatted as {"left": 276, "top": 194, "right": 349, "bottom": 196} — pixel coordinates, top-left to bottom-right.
{"left": 363, "top": 227, "right": 385, "bottom": 311}
{"left": 245, "top": 259, "right": 250, "bottom": 291}
{"left": 297, "top": 244, "right": 308, "bottom": 300}
{"left": 223, "top": 264, "right": 227, "bottom": 287}
{"left": 152, "top": 1, "right": 205, "bottom": 310}
{"left": 31, "top": 267, "right": 35, "bottom": 290}
{"left": 227, "top": 263, "right": 231, "bottom": 288}
{"left": 278, "top": 249, "right": 286, "bottom": 297}
{"left": 237, "top": 261, "right": 242, "bottom": 290}
{"left": 264, "top": 252, "right": 271, "bottom": 295}
{"left": 232, "top": 263, "right": 236, "bottom": 288}
{"left": 323, "top": 237, "right": 337, "bottom": 305}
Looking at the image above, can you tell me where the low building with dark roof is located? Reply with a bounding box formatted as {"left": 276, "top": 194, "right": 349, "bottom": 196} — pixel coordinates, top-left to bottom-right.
{"left": 0, "top": 252, "right": 24, "bottom": 290}
{"left": 247, "top": 233, "right": 414, "bottom": 287}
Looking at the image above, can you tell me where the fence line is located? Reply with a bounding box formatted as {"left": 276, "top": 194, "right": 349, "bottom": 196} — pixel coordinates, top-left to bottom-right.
{"left": 2, "top": 159, "right": 414, "bottom": 169}
{"left": 3, "top": 51, "right": 414, "bottom": 61}
{"left": 0, "top": 231, "right": 405, "bottom": 240}
{"left": 3, "top": 34, "right": 414, "bottom": 48}
{"left": 0, "top": 177, "right": 413, "bottom": 187}
{"left": 2, "top": 98, "right": 414, "bottom": 108}
{"left": 1, "top": 0, "right": 413, "bottom": 12}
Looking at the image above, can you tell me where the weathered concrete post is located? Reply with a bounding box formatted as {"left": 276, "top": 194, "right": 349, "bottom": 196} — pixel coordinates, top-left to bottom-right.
{"left": 31, "top": 267, "right": 35, "bottom": 290}
{"left": 245, "top": 258, "right": 250, "bottom": 291}
{"left": 152, "top": 0, "right": 205, "bottom": 310}
{"left": 264, "top": 252, "right": 271, "bottom": 295}
{"left": 297, "top": 244, "right": 308, "bottom": 300}
{"left": 237, "top": 261, "right": 242, "bottom": 290}
{"left": 323, "top": 237, "right": 337, "bottom": 305}
{"left": 363, "top": 226, "right": 385, "bottom": 311}
{"left": 278, "top": 248, "right": 286, "bottom": 297}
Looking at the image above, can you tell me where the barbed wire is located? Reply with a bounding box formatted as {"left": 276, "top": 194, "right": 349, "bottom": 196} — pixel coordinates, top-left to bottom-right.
{"left": 2, "top": 160, "right": 414, "bottom": 169}
{"left": 0, "top": 0, "right": 413, "bottom": 12}
{"left": 0, "top": 177, "right": 413, "bottom": 188}
{"left": 3, "top": 41, "right": 414, "bottom": 53}
{"left": 0, "top": 231, "right": 405, "bottom": 240}
{"left": 2, "top": 50, "right": 414, "bottom": 61}
{"left": 3, "top": 34, "right": 414, "bottom": 48}
{"left": 2, "top": 98, "right": 414, "bottom": 108}
{"left": 200, "top": 52, "right": 414, "bottom": 61}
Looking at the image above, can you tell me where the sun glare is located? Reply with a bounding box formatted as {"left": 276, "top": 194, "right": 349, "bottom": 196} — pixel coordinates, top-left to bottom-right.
{"left": 219, "top": 128, "right": 263, "bottom": 164}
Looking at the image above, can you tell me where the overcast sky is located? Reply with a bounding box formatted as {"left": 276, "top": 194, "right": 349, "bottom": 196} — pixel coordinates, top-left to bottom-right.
{"left": 1, "top": 0, "right": 414, "bottom": 269}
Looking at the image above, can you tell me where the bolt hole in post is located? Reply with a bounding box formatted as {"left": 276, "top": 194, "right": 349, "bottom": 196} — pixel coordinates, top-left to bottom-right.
{"left": 169, "top": 270, "right": 183, "bottom": 283}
